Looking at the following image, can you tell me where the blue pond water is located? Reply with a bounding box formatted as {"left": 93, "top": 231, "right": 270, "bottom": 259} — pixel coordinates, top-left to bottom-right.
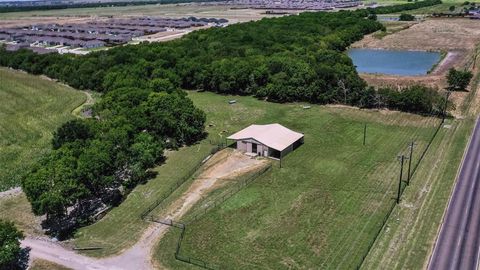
{"left": 348, "top": 49, "right": 441, "bottom": 76}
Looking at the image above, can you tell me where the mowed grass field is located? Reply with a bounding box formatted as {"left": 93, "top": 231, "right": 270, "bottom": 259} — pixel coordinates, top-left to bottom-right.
{"left": 151, "top": 92, "right": 443, "bottom": 269}
{"left": 68, "top": 88, "right": 441, "bottom": 267}
{"left": 0, "top": 68, "right": 86, "bottom": 191}
{"left": 361, "top": 117, "right": 473, "bottom": 270}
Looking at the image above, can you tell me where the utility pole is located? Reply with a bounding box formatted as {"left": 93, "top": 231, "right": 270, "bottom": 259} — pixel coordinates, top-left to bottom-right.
{"left": 443, "top": 90, "right": 451, "bottom": 121}
{"left": 407, "top": 141, "right": 414, "bottom": 185}
{"left": 397, "top": 155, "right": 405, "bottom": 204}
{"left": 363, "top": 123, "right": 367, "bottom": 146}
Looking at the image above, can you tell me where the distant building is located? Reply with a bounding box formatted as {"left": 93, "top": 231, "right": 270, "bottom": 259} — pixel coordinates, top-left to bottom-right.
{"left": 227, "top": 123, "right": 304, "bottom": 159}
{"left": 82, "top": 40, "right": 106, "bottom": 48}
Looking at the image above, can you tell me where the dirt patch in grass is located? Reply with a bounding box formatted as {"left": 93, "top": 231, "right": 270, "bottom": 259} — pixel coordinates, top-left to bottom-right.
{"left": 0, "top": 191, "right": 43, "bottom": 236}
{"left": 353, "top": 19, "right": 480, "bottom": 51}
{"left": 30, "top": 259, "right": 72, "bottom": 270}
{"left": 372, "top": 20, "right": 418, "bottom": 40}
{"left": 160, "top": 149, "right": 269, "bottom": 220}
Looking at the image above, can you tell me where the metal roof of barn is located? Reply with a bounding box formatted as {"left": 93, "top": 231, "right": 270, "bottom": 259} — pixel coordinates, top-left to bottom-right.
{"left": 227, "top": 124, "right": 303, "bottom": 151}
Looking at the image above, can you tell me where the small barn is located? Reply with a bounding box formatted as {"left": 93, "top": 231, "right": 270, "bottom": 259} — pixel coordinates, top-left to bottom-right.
{"left": 227, "top": 124, "right": 304, "bottom": 159}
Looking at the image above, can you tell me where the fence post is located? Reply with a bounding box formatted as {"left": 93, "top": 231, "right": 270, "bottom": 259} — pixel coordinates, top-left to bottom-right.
{"left": 397, "top": 155, "right": 404, "bottom": 204}
{"left": 407, "top": 141, "right": 414, "bottom": 185}
{"left": 363, "top": 123, "right": 367, "bottom": 146}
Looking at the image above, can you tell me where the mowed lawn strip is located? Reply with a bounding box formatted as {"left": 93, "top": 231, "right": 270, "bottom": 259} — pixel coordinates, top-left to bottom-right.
{"left": 361, "top": 118, "right": 474, "bottom": 270}
{"left": 153, "top": 91, "right": 441, "bottom": 269}
{"left": 0, "top": 68, "right": 86, "bottom": 191}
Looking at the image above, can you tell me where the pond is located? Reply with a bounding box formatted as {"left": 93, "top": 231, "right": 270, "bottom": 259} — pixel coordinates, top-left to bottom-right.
{"left": 347, "top": 49, "right": 442, "bottom": 76}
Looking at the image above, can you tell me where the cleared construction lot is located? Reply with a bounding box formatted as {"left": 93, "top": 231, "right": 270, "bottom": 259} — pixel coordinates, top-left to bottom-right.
{"left": 0, "top": 3, "right": 276, "bottom": 27}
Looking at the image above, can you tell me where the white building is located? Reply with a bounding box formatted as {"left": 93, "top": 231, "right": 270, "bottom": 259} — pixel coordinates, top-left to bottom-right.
{"left": 227, "top": 123, "right": 304, "bottom": 159}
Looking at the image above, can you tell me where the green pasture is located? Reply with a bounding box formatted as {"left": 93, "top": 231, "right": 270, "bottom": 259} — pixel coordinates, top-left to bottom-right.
{"left": 152, "top": 91, "right": 442, "bottom": 269}
{"left": 0, "top": 68, "right": 85, "bottom": 191}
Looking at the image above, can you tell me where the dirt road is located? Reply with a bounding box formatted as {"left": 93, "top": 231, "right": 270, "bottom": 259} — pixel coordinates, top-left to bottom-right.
{"left": 22, "top": 150, "right": 267, "bottom": 270}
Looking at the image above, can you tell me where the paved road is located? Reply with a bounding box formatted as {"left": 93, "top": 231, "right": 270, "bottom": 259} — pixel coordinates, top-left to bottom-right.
{"left": 428, "top": 118, "right": 480, "bottom": 270}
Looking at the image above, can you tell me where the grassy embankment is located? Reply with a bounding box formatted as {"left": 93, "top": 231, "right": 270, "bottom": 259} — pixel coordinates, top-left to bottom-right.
{"left": 0, "top": 68, "right": 86, "bottom": 192}
{"left": 152, "top": 91, "right": 443, "bottom": 269}
{"left": 361, "top": 117, "right": 472, "bottom": 270}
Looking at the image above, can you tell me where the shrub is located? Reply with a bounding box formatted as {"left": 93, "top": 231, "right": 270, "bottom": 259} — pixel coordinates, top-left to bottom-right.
{"left": 447, "top": 68, "right": 473, "bottom": 91}
{"left": 399, "top": 13, "right": 416, "bottom": 21}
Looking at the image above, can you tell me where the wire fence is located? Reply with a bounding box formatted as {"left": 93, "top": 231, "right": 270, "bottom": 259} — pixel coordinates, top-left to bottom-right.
{"left": 148, "top": 216, "right": 219, "bottom": 269}
{"left": 146, "top": 161, "right": 272, "bottom": 270}
{"left": 140, "top": 143, "right": 225, "bottom": 220}
{"left": 354, "top": 111, "right": 447, "bottom": 269}
{"left": 184, "top": 163, "right": 272, "bottom": 224}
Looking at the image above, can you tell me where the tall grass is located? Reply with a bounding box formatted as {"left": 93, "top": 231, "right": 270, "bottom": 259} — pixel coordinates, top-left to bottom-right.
{"left": 0, "top": 68, "right": 85, "bottom": 191}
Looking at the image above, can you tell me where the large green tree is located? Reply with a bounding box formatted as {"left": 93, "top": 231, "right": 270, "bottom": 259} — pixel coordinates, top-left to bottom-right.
{"left": 447, "top": 68, "right": 473, "bottom": 91}
{"left": 0, "top": 221, "right": 24, "bottom": 269}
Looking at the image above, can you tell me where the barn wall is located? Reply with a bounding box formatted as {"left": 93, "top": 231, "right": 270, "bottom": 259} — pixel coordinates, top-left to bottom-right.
{"left": 234, "top": 135, "right": 304, "bottom": 158}
{"left": 235, "top": 139, "right": 267, "bottom": 156}
{"left": 237, "top": 141, "right": 247, "bottom": 151}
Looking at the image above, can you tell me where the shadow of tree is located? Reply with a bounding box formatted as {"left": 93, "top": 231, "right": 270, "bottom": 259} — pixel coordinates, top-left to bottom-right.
{"left": 0, "top": 247, "right": 30, "bottom": 270}
{"left": 16, "top": 247, "right": 30, "bottom": 270}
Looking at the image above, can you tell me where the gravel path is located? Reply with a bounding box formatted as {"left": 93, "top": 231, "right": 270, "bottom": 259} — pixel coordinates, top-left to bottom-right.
{"left": 0, "top": 187, "right": 22, "bottom": 198}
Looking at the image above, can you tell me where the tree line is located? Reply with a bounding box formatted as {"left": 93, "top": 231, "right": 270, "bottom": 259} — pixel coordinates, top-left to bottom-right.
{"left": 366, "top": 0, "right": 442, "bottom": 14}
{"left": 0, "top": 1, "right": 449, "bottom": 236}
{"left": 0, "top": 11, "right": 385, "bottom": 105}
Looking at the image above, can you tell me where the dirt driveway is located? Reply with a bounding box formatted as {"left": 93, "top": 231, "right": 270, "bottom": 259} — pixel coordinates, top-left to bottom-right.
{"left": 22, "top": 149, "right": 269, "bottom": 270}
